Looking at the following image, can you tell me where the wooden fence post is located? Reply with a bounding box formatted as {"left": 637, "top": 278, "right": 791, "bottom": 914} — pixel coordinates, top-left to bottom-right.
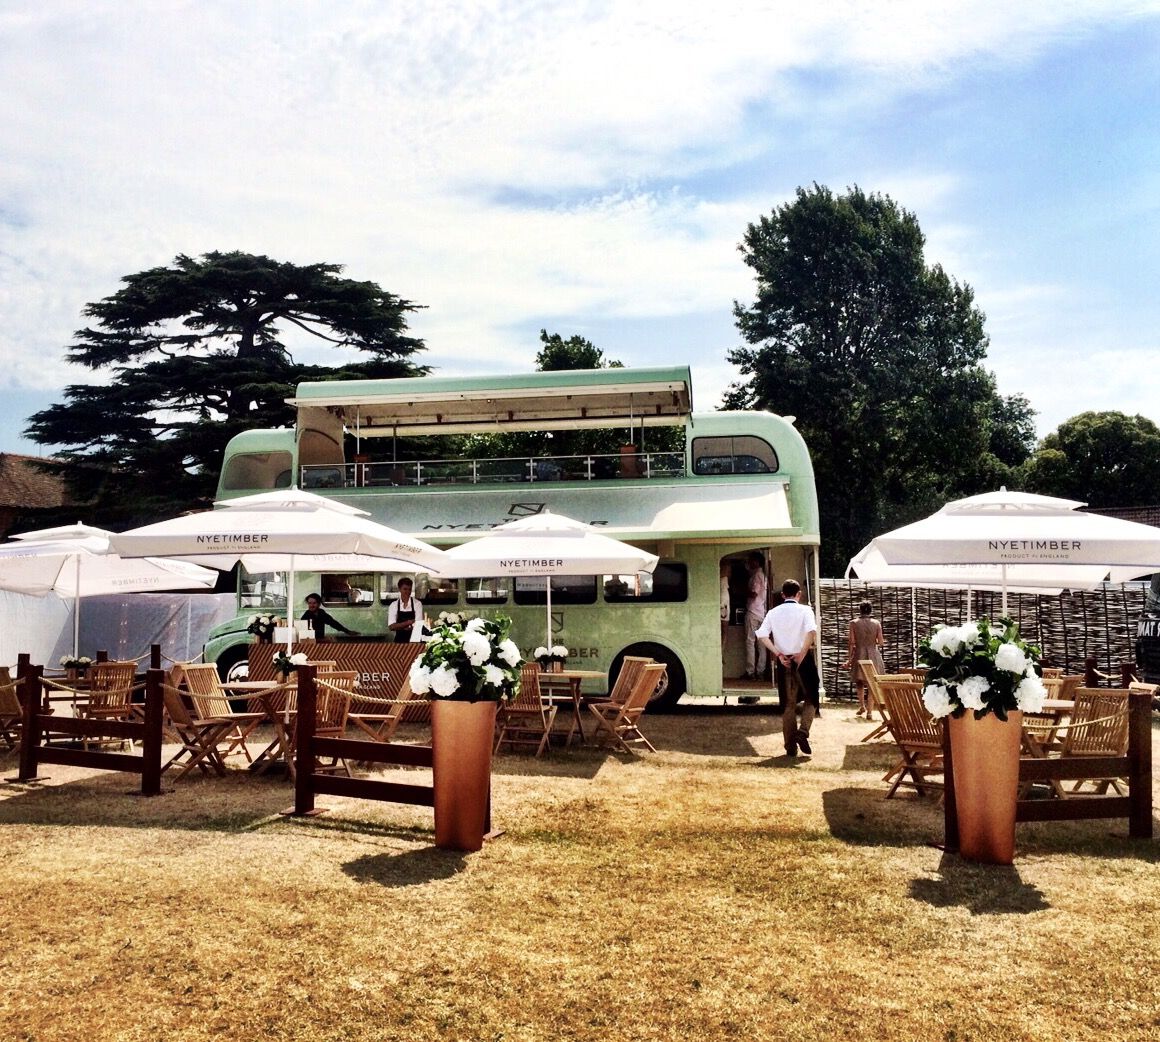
{"left": 141, "top": 668, "right": 164, "bottom": 796}
{"left": 1127, "top": 687, "right": 1153, "bottom": 839}
{"left": 1084, "top": 656, "right": 1099, "bottom": 687}
{"left": 294, "top": 665, "right": 317, "bottom": 816}
{"left": 17, "top": 663, "right": 43, "bottom": 782}
{"left": 150, "top": 644, "right": 162, "bottom": 670}
{"left": 1120, "top": 662, "right": 1137, "bottom": 687}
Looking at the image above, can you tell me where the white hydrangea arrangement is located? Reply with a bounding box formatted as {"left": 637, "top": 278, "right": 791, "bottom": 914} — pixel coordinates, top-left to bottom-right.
{"left": 918, "top": 616, "right": 1047, "bottom": 721}
{"left": 60, "top": 655, "right": 93, "bottom": 670}
{"left": 247, "top": 613, "right": 276, "bottom": 640}
{"left": 273, "top": 651, "right": 309, "bottom": 676}
{"left": 533, "top": 644, "right": 569, "bottom": 668}
{"left": 410, "top": 614, "right": 524, "bottom": 701}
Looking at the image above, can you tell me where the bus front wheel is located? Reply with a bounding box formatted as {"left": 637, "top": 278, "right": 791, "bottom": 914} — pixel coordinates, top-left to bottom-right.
{"left": 610, "top": 643, "right": 686, "bottom": 712}
{"left": 215, "top": 646, "right": 250, "bottom": 684}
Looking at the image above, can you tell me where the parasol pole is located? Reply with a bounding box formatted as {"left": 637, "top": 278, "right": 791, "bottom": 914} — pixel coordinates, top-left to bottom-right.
{"left": 72, "top": 552, "right": 81, "bottom": 658}
{"left": 545, "top": 577, "right": 553, "bottom": 649}
{"left": 286, "top": 554, "right": 297, "bottom": 654}
{"left": 1001, "top": 563, "right": 1008, "bottom": 617}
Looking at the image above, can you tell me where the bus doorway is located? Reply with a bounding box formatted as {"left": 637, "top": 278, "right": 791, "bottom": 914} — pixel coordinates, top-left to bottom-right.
{"left": 720, "top": 550, "right": 772, "bottom": 695}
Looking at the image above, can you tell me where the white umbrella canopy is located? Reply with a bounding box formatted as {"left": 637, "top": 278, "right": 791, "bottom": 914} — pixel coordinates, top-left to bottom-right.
{"left": 864, "top": 488, "right": 1160, "bottom": 613}
{"left": 846, "top": 543, "right": 1125, "bottom": 595}
{"left": 109, "top": 489, "right": 448, "bottom": 650}
{"left": 438, "top": 510, "right": 659, "bottom": 647}
{"left": 0, "top": 523, "right": 218, "bottom": 657}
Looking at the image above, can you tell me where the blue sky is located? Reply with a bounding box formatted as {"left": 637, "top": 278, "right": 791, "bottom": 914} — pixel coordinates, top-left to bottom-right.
{"left": 1, "top": 1, "right": 1158, "bottom": 458}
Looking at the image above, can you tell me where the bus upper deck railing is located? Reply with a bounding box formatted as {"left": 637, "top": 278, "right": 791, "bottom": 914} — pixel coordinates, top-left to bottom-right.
{"left": 300, "top": 451, "right": 688, "bottom": 489}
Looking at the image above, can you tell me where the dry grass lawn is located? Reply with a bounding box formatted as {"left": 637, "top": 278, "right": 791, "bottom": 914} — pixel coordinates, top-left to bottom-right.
{"left": 1, "top": 703, "right": 1157, "bottom": 1042}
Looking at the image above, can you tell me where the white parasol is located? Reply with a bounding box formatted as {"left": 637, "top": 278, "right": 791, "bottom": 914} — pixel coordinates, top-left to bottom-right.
{"left": 110, "top": 489, "right": 447, "bottom": 650}
{"left": 437, "top": 510, "right": 659, "bottom": 648}
{"left": 863, "top": 488, "right": 1160, "bottom": 613}
{"left": 0, "top": 523, "right": 217, "bottom": 657}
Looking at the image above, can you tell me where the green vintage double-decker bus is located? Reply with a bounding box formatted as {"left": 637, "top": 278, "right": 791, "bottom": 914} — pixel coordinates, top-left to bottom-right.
{"left": 205, "top": 366, "right": 820, "bottom": 708}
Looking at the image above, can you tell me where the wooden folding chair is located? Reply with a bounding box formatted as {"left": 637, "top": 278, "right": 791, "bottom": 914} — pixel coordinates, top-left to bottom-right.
{"left": 348, "top": 674, "right": 419, "bottom": 744}
{"left": 604, "top": 656, "right": 652, "bottom": 707}
{"left": 876, "top": 677, "right": 944, "bottom": 799}
{"left": 0, "top": 666, "right": 22, "bottom": 749}
{"left": 77, "top": 660, "right": 140, "bottom": 750}
{"left": 588, "top": 662, "right": 665, "bottom": 754}
{"left": 494, "top": 665, "right": 557, "bottom": 758}
{"left": 1055, "top": 687, "right": 1132, "bottom": 796}
{"left": 303, "top": 670, "right": 356, "bottom": 779}
{"left": 160, "top": 680, "right": 234, "bottom": 780}
{"left": 180, "top": 663, "right": 268, "bottom": 763}
{"left": 859, "top": 661, "right": 907, "bottom": 743}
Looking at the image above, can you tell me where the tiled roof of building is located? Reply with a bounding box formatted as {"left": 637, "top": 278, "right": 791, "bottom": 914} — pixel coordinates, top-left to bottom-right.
{"left": 1084, "top": 504, "right": 1160, "bottom": 529}
{"left": 0, "top": 453, "right": 72, "bottom": 510}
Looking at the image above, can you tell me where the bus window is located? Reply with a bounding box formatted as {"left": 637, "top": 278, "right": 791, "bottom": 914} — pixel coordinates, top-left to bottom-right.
{"left": 320, "top": 573, "right": 375, "bottom": 606}
{"left": 221, "top": 451, "right": 294, "bottom": 491}
{"left": 379, "top": 573, "right": 459, "bottom": 605}
{"left": 692, "top": 436, "right": 777, "bottom": 475}
{"left": 464, "top": 578, "right": 509, "bottom": 605}
{"left": 604, "top": 563, "right": 688, "bottom": 603}
{"left": 240, "top": 570, "right": 286, "bottom": 610}
{"left": 514, "top": 575, "right": 597, "bottom": 606}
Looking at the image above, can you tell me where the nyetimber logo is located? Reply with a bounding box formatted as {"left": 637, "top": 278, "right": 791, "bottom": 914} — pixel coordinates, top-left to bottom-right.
{"left": 195, "top": 534, "right": 270, "bottom": 545}
{"left": 988, "top": 539, "right": 1082, "bottom": 551}
{"left": 499, "top": 558, "right": 564, "bottom": 569}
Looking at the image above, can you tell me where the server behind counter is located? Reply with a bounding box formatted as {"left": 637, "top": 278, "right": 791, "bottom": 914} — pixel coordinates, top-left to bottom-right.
{"left": 301, "top": 592, "right": 358, "bottom": 641}
{"left": 387, "top": 578, "right": 432, "bottom": 643}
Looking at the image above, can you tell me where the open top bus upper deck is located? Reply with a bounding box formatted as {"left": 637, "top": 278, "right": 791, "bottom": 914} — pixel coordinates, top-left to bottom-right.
{"left": 216, "top": 366, "right": 820, "bottom": 549}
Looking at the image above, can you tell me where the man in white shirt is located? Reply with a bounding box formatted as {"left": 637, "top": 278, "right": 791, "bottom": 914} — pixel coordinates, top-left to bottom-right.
{"left": 755, "top": 578, "right": 820, "bottom": 757}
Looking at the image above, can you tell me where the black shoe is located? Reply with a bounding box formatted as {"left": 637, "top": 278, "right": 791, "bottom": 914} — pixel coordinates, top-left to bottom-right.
{"left": 797, "top": 731, "right": 812, "bottom": 755}
{"left": 785, "top": 744, "right": 797, "bottom": 757}
{"left": 738, "top": 695, "right": 759, "bottom": 705}
{"left": 741, "top": 672, "right": 755, "bottom": 681}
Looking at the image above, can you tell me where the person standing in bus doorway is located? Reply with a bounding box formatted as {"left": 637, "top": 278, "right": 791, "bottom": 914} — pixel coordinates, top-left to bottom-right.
{"left": 743, "top": 552, "right": 768, "bottom": 681}
{"left": 756, "top": 579, "right": 820, "bottom": 757}
{"left": 387, "top": 577, "right": 430, "bottom": 642}
{"left": 842, "top": 600, "right": 885, "bottom": 719}
{"left": 720, "top": 561, "right": 732, "bottom": 654}
{"left": 301, "top": 593, "right": 358, "bottom": 641}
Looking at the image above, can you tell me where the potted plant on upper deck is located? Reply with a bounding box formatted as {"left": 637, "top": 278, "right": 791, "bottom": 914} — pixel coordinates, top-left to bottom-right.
{"left": 410, "top": 614, "right": 523, "bottom": 851}
{"left": 918, "top": 617, "right": 1047, "bottom": 864}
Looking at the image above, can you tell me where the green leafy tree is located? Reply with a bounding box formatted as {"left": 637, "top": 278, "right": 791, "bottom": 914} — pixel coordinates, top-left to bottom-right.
{"left": 25, "top": 251, "right": 427, "bottom": 526}
{"left": 455, "top": 329, "right": 681, "bottom": 462}
{"left": 1020, "top": 411, "right": 1160, "bottom": 507}
{"left": 725, "top": 184, "right": 1035, "bottom": 573}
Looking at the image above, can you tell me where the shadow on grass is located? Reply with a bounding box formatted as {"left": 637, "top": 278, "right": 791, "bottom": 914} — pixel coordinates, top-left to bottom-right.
{"left": 822, "top": 785, "right": 943, "bottom": 848}
{"left": 342, "top": 847, "right": 468, "bottom": 887}
{"left": 840, "top": 741, "right": 899, "bottom": 773}
{"left": 909, "top": 853, "right": 1050, "bottom": 915}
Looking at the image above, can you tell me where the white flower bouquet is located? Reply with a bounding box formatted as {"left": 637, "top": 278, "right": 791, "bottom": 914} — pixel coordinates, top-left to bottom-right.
{"left": 273, "top": 651, "right": 309, "bottom": 676}
{"left": 918, "top": 616, "right": 1047, "bottom": 721}
{"left": 410, "top": 614, "right": 524, "bottom": 702}
{"left": 533, "top": 644, "right": 569, "bottom": 669}
{"left": 59, "top": 655, "right": 93, "bottom": 670}
{"left": 247, "top": 613, "right": 276, "bottom": 640}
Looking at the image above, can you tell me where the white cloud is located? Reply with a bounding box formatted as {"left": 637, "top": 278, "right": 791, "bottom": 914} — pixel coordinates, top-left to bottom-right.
{"left": 0, "top": 0, "right": 1158, "bottom": 451}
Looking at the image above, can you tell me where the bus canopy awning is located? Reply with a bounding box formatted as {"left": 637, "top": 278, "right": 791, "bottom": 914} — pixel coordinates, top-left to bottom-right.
{"left": 337, "top": 479, "right": 805, "bottom": 547}
{"left": 288, "top": 366, "right": 692, "bottom": 436}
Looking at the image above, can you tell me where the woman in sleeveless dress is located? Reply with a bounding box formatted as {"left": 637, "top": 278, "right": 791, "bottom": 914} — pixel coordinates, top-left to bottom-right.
{"left": 843, "top": 600, "right": 884, "bottom": 718}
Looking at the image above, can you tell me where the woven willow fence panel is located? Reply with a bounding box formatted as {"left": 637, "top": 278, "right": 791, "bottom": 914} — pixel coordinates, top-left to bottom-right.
{"left": 818, "top": 580, "right": 1145, "bottom": 701}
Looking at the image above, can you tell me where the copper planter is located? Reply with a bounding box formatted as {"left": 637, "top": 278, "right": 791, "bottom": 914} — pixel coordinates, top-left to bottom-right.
{"left": 948, "top": 709, "right": 1022, "bottom": 865}
{"left": 432, "top": 700, "right": 496, "bottom": 852}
